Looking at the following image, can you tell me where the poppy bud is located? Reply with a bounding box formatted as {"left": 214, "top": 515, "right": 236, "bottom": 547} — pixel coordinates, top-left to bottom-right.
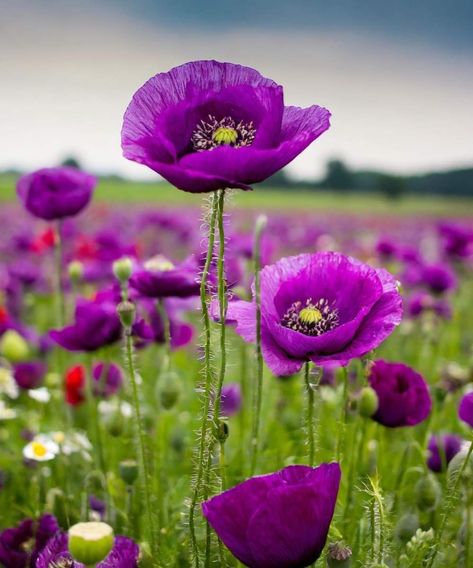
{"left": 358, "top": 386, "right": 379, "bottom": 417}
{"left": 327, "top": 542, "right": 352, "bottom": 567}
{"left": 68, "top": 522, "right": 114, "bottom": 565}
{"left": 117, "top": 301, "right": 135, "bottom": 328}
{"left": 215, "top": 419, "right": 229, "bottom": 443}
{"left": 447, "top": 446, "right": 473, "bottom": 486}
{"left": 158, "top": 371, "right": 180, "bottom": 410}
{"left": 0, "top": 330, "right": 29, "bottom": 362}
{"left": 104, "top": 411, "right": 125, "bottom": 437}
{"left": 113, "top": 257, "right": 133, "bottom": 284}
{"left": 119, "top": 460, "right": 139, "bottom": 485}
{"left": 45, "top": 372, "right": 61, "bottom": 388}
{"left": 395, "top": 512, "right": 419, "bottom": 543}
{"left": 415, "top": 475, "right": 441, "bottom": 512}
{"left": 68, "top": 261, "right": 84, "bottom": 284}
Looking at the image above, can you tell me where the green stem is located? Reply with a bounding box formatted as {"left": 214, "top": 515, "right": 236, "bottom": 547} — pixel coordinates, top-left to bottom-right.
{"left": 336, "top": 367, "right": 349, "bottom": 462}
{"left": 189, "top": 193, "right": 219, "bottom": 567}
{"left": 157, "top": 299, "right": 171, "bottom": 373}
{"left": 249, "top": 215, "right": 267, "bottom": 476}
{"left": 343, "top": 418, "right": 367, "bottom": 531}
{"left": 304, "top": 362, "right": 315, "bottom": 466}
{"left": 125, "top": 327, "right": 159, "bottom": 565}
{"left": 54, "top": 221, "right": 66, "bottom": 328}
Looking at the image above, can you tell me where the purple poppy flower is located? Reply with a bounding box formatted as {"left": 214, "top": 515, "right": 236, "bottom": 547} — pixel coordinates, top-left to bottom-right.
{"left": 89, "top": 495, "right": 107, "bottom": 519}
{"left": 407, "top": 291, "right": 451, "bottom": 320}
{"left": 122, "top": 60, "right": 330, "bottom": 193}
{"left": 202, "top": 463, "right": 340, "bottom": 568}
{"left": 13, "top": 361, "right": 47, "bottom": 390}
{"left": 459, "top": 392, "right": 473, "bottom": 428}
{"left": 0, "top": 514, "right": 58, "bottom": 568}
{"left": 368, "top": 360, "right": 432, "bottom": 428}
{"left": 438, "top": 222, "right": 473, "bottom": 260}
{"left": 221, "top": 383, "right": 242, "bottom": 417}
{"left": 17, "top": 167, "right": 96, "bottom": 221}
{"left": 50, "top": 298, "right": 121, "bottom": 352}
{"left": 225, "top": 252, "right": 402, "bottom": 376}
{"left": 427, "top": 434, "right": 463, "bottom": 472}
{"left": 130, "top": 256, "right": 200, "bottom": 299}
{"left": 36, "top": 532, "right": 139, "bottom": 568}
{"left": 420, "top": 263, "right": 457, "bottom": 295}
{"left": 92, "top": 362, "right": 123, "bottom": 398}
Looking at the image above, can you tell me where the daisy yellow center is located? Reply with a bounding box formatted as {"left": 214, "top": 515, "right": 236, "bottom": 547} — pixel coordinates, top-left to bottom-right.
{"left": 212, "top": 126, "right": 238, "bottom": 146}
{"left": 298, "top": 307, "right": 323, "bottom": 325}
{"left": 32, "top": 442, "right": 47, "bottom": 458}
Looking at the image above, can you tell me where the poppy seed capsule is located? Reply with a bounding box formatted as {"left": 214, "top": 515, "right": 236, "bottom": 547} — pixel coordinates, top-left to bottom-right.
{"left": 117, "top": 301, "right": 135, "bottom": 328}
{"left": 68, "top": 522, "right": 114, "bottom": 565}
{"left": 358, "top": 386, "right": 379, "bottom": 417}
{"left": 119, "top": 460, "right": 139, "bottom": 485}
{"left": 0, "top": 330, "right": 29, "bottom": 362}
{"left": 215, "top": 419, "right": 229, "bottom": 443}
{"left": 68, "top": 260, "right": 84, "bottom": 283}
{"left": 158, "top": 371, "right": 180, "bottom": 410}
{"left": 113, "top": 257, "right": 133, "bottom": 284}
{"left": 415, "top": 475, "right": 441, "bottom": 512}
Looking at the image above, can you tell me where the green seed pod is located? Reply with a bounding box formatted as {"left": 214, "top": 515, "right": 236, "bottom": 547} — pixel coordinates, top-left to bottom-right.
{"left": 215, "top": 419, "right": 229, "bottom": 444}
{"left": 119, "top": 460, "right": 139, "bottom": 486}
{"left": 117, "top": 301, "right": 135, "bottom": 328}
{"left": 327, "top": 541, "right": 352, "bottom": 567}
{"left": 0, "top": 330, "right": 29, "bottom": 362}
{"left": 158, "top": 371, "right": 181, "bottom": 410}
{"left": 68, "top": 522, "right": 114, "bottom": 565}
{"left": 104, "top": 411, "right": 125, "bottom": 437}
{"left": 68, "top": 260, "right": 84, "bottom": 284}
{"left": 415, "top": 475, "right": 441, "bottom": 512}
{"left": 358, "top": 386, "right": 379, "bottom": 418}
{"left": 395, "top": 512, "right": 419, "bottom": 543}
{"left": 113, "top": 257, "right": 133, "bottom": 284}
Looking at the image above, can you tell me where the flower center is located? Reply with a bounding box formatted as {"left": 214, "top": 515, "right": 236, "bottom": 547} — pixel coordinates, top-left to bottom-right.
{"left": 191, "top": 115, "right": 256, "bottom": 151}
{"left": 32, "top": 441, "right": 47, "bottom": 458}
{"left": 281, "top": 298, "right": 339, "bottom": 336}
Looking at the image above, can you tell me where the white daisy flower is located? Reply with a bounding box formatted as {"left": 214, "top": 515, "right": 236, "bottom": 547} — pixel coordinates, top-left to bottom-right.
{"left": 0, "top": 400, "right": 17, "bottom": 420}
{"left": 23, "top": 437, "right": 60, "bottom": 462}
{"left": 28, "top": 387, "right": 51, "bottom": 403}
{"left": 0, "top": 366, "right": 19, "bottom": 399}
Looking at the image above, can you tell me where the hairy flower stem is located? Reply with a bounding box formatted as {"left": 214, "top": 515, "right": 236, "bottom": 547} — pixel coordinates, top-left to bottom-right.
{"left": 428, "top": 439, "right": 473, "bottom": 568}
{"left": 123, "top": 314, "right": 159, "bottom": 565}
{"left": 304, "top": 362, "right": 315, "bottom": 466}
{"left": 336, "top": 367, "right": 349, "bottom": 462}
{"left": 249, "top": 215, "right": 267, "bottom": 476}
{"left": 54, "top": 221, "right": 66, "bottom": 328}
{"left": 189, "top": 192, "right": 219, "bottom": 567}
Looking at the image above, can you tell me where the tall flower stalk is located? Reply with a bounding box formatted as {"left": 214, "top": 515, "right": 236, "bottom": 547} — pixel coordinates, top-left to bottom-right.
{"left": 304, "top": 362, "right": 315, "bottom": 466}
{"left": 53, "top": 222, "right": 66, "bottom": 328}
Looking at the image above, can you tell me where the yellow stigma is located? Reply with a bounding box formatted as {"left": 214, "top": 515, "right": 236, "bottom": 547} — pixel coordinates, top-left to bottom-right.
{"left": 32, "top": 442, "right": 47, "bottom": 458}
{"left": 298, "top": 307, "right": 322, "bottom": 325}
{"left": 212, "top": 126, "right": 238, "bottom": 146}
{"left": 144, "top": 255, "right": 175, "bottom": 273}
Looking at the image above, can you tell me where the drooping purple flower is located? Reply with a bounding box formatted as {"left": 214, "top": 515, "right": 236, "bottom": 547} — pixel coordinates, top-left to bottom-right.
{"left": 220, "top": 383, "right": 242, "bottom": 417}
{"left": 50, "top": 297, "right": 121, "bottom": 352}
{"left": 13, "top": 361, "right": 47, "bottom": 390}
{"left": 202, "top": 463, "right": 341, "bottom": 568}
{"left": 122, "top": 60, "right": 330, "bottom": 193}
{"left": 130, "top": 256, "right": 200, "bottom": 298}
{"left": 92, "top": 362, "right": 124, "bottom": 398}
{"left": 427, "top": 434, "right": 463, "bottom": 472}
{"left": 0, "top": 514, "right": 58, "bottom": 568}
{"left": 17, "top": 167, "right": 96, "bottom": 221}
{"left": 225, "top": 252, "right": 402, "bottom": 376}
{"left": 36, "top": 532, "right": 139, "bottom": 568}
{"left": 459, "top": 392, "right": 473, "bottom": 428}
{"left": 368, "top": 360, "right": 432, "bottom": 428}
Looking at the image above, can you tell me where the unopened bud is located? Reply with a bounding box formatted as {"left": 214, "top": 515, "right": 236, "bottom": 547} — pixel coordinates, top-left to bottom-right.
{"left": 448, "top": 446, "right": 473, "bottom": 486}
{"left": 104, "top": 411, "right": 125, "bottom": 437}
{"left": 68, "top": 261, "right": 84, "bottom": 284}
{"left": 113, "top": 258, "right": 133, "bottom": 284}
{"left": 358, "top": 387, "right": 378, "bottom": 418}
{"left": 0, "top": 330, "right": 29, "bottom": 362}
{"left": 415, "top": 475, "right": 441, "bottom": 512}
{"left": 117, "top": 301, "right": 135, "bottom": 328}
{"left": 68, "top": 522, "right": 114, "bottom": 565}
{"left": 327, "top": 542, "right": 352, "bottom": 567}
{"left": 395, "top": 512, "right": 419, "bottom": 543}
{"left": 215, "top": 419, "right": 229, "bottom": 443}
{"left": 158, "top": 371, "right": 180, "bottom": 410}
{"left": 119, "top": 460, "right": 139, "bottom": 485}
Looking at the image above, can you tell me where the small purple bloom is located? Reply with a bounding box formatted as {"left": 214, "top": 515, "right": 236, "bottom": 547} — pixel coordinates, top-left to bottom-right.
{"left": 221, "top": 383, "right": 242, "bottom": 417}
{"left": 92, "top": 362, "right": 123, "bottom": 398}
{"left": 368, "top": 360, "right": 432, "bottom": 428}
{"left": 130, "top": 256, "right": 200, "bottom": 299}
{"left": 202, "top": 463, "right": 341, "bottom": 568}
{"left": 459, "top": 392, "right": 473, "bottom": 428}
{"left": 427, "top": 434, "right": 463, "bottom": 472}
{"left": 89, "top": 495, "right": 107, "bottom": 519}
{"left": 226, "top": 252, "right": 402, "bottom": 376}
{"left": 420, "top": 263, "right": 457, "bottom": 295}
{"left": 13, "top": 361, "right": 47, "bottom": 390}
{"left": 438, "top": 222, "right": 473, "bottom": 260}
{"left": 50, "top": 298, "right": 121, "bottom": 352}
{"left": 36, "top": 532, "right": 139, "bottom": 568}
{"left": 407, "top": 291, "right": 451, "bottom": 320}
{"left": 122, "top": 60, "right": 330, "bottom": 193}
{"left": 17, "top": 167, "right": 96, "bottom": 221}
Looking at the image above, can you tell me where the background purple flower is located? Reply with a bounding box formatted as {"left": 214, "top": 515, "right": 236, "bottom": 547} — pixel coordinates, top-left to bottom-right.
{"left": 368, "top": 360, "right": 432, "bottom": 428}
{"left": 130, "top": 256, "right": 200, "bottom": 298}
{"left": 17, "top": 167, "right": 96, "bottom": 221}
{"left": 420, "top": 263, "right": 457, "bottom": 295}
{"left": 92, "top": 362, "right": 123, "bottom": 398}
{"left": 427, "top": 434, "right": 463, "bottom": 472}
{"left": 459, "top": 392, "right": 473, "bottom": 428}
{"left": 220, "top": 383, "right": 242, "bottom": 417}
{"left": 226, "top": 252, "right": 402, "bottom": 376}
{"left": 121, "top": 60, "right": 330, "bottom": 193}
{"left": 13, "top": 361, "right": 47, "bottom": 390}
{"left": 202, "top": 463, "right": 340, "bottom": 568}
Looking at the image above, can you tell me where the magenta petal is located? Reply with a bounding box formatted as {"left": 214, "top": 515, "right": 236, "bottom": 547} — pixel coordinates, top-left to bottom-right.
{"left": 226, "top": 300, "right": 257, "bottom": 342}
{"left": 261, "top": 328, "right": 304, "bottom": 376}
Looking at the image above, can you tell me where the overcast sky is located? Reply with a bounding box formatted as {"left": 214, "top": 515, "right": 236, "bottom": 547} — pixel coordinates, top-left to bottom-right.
{"left": 1, "top": 0, "right": 472, "bottom": 181}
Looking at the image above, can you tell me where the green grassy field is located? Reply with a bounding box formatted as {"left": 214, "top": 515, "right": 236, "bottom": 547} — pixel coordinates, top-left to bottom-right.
{"left": 2, "top": 173, "right": 473, "bottom": 216}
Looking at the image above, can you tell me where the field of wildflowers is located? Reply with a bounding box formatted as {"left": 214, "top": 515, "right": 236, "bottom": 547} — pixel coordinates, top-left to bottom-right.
{"left": 1, "top": 60, "right": 473, "bottom": 568}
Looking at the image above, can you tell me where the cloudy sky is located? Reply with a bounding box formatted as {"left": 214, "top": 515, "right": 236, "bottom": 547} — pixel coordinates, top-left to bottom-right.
{"left": 1, "top": 0, "right": 472, "bottom": 181}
